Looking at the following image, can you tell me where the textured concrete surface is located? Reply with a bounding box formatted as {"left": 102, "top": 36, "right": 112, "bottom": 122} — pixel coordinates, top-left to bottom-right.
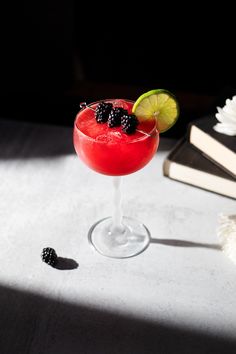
{"left": 0, "top": 118, "right": 236, "bottom": 354}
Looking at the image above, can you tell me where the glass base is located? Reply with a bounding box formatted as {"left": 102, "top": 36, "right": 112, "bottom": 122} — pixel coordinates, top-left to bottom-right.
{"left": 88, "top": 216, "right": 151, "bottom": 258}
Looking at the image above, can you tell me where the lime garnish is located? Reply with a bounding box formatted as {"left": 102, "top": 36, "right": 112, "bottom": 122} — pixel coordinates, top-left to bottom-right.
{"left": 132, "top": 89, "right": 179, "bottom": 133}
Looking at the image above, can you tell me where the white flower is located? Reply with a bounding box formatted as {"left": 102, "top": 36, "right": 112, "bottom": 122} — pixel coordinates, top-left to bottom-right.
{"left": 214, "top": 96, "right": 236, "bottom": 136}
{"left": 217, "top": 214, "right": 236, "bottom": 265}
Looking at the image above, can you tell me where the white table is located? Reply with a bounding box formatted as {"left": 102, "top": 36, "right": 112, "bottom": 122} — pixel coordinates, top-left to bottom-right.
{"left": 0, "top": 118, "right": 236, "bottom": 354}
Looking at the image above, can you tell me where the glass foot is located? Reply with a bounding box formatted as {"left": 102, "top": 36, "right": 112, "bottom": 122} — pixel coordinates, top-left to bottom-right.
{"left": 88, "top": 216, "right": 151, "bottom": 258}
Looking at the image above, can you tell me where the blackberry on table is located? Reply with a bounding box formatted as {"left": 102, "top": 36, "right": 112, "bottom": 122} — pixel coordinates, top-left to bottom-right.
{"left": 41, "top": 247, "right": 58, "bottom": 266}
{"left": 95, "top": 102, "right": 113, "bottom": 123}
{"left": 121, "top": 114, "right": 139, "bottom": 134}
{"left": 108, "top": 107, "right": 128, "bottom": 127}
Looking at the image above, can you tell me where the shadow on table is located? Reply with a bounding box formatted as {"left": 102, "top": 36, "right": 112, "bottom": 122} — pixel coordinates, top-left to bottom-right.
{"left": 150, "top": 237, "right": 221, "bottom": 250}
{"left": 0, "top": 119, "right": 74, "bottom": 159}
{"left": 55, "top": 257, "right": 79, "bottom": 270}
{"left": 157, "top": 137, "right": 178, "bottom": 152}
{"left": 0, "top": 284, "right": 235, "bottom": 354}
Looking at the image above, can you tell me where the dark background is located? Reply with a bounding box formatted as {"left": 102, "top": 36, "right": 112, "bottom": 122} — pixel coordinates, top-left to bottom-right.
{"left": 0, "top": 1, "right": 235, "bottom": 138}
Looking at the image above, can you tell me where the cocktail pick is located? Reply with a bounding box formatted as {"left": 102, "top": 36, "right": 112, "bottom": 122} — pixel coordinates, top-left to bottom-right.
{"left": 80, "top": 102, "right": 95, "bottom": 111}
{"left": 79, "top": 102, "right": 152, "bottom": 136}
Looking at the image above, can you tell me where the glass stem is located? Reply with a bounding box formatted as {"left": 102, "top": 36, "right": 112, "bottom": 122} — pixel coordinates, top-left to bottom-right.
{"left": 110, "top": 176, "right": 124, "bottom": 233}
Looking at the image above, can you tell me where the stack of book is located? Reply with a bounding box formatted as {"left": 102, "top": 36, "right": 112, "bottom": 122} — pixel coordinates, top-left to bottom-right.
{"left": 163, "top": 115, "right": 236, "bottom": 199}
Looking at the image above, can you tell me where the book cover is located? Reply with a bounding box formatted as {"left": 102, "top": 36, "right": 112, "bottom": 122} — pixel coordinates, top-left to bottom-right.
{"left": 163, "top": 138, "right": 236, "bottom": 199}
{"left": 188, "top": 115, "right": 236, "bottom": 177}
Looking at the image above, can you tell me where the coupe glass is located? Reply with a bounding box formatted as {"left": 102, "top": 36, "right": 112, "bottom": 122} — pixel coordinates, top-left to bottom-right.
{"left": 73, "top": 99, "right": 159, "bottom": 258}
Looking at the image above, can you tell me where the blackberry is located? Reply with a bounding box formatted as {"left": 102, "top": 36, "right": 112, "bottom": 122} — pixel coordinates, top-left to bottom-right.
{"left": 121, "top": 114, "right": 139, "bottom": 134}
{"left": 95, "top": 102, "right": 113, "bottom": 123}
{"left": 108, "top": 107, "right": 128, "bottom": 127}
{"left": 41, "top": 247, "right": 58, "bottom": 266}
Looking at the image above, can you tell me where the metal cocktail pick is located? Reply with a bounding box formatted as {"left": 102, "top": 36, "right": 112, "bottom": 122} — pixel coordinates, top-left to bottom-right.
{"left": 79, "top": 102, "right": 152, "bottom": 136}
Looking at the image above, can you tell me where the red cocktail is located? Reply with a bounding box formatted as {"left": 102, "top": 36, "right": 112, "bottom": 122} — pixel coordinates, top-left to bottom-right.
{"left": 73, "top": 98, "right": 159, "bottom": 258}
{"left": 74, "top": 99, "right": 159, "bottom": 176}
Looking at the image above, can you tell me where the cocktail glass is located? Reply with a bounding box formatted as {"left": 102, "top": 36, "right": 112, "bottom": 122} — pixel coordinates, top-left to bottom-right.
{"left": 73, "top": 99, "right": 159, "bottom": 258}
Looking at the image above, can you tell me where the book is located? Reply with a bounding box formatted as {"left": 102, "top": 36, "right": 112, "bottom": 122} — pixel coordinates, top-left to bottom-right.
{"left": 188, "top": 115, "right": 236, "bottom": 178}
{"left": 163, "top": 138, "right": 236, "bottom": 199}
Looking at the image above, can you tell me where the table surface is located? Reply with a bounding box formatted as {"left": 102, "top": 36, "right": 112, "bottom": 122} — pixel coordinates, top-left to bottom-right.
{"left": 0, "top": 118, "right": 236, "bottom": 354}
